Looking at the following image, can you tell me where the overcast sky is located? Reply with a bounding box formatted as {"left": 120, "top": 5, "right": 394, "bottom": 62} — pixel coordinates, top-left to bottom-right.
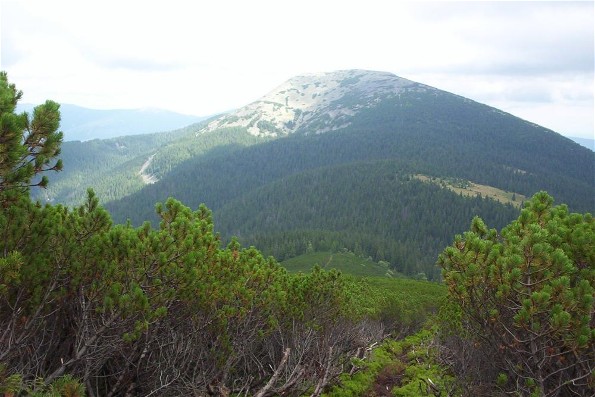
{"left": 1, "top": 1, "right": 593, "bottom": 139}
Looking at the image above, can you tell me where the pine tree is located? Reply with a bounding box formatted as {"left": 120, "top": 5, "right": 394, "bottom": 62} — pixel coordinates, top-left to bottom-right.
{"left": 438, "top": 191, "right": 594, "bottom": 396}
{"left": 0, "top": 71, "right": 62, "bottom": 199}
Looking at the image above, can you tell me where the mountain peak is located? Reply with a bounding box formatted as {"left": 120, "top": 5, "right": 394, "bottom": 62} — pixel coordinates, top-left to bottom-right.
{"left": 201, "top": 69, "right": 426, "bottom": 137}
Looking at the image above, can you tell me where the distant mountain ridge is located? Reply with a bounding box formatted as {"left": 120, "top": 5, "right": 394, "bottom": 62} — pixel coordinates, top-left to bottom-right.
{"left": 17, "top": 103, "right": 207, "bottom": 141}
{"left": 568, "top": 136, "right": 594, "bottom": 151}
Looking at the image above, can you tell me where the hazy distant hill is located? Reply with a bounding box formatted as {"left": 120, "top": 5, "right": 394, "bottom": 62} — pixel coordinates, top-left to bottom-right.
{"left": 17, "top": 103, "right": 206, "bottom": 141}
{"left": 39, "top": 70, "right": 594, "bottom": 279}
{"left": 568, "top": 136, "right": 595, "bottom": 151}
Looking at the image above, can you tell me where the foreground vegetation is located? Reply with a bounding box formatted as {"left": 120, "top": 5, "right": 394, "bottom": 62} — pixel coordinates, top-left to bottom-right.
{"left": 438, "top": 192, "right": 594, "bottom": 396}
{"left": 1, "top": 73, "right": 592, "bottom": 396}
{"left": 0, "top": 189, "right": 444, "bottom": 395}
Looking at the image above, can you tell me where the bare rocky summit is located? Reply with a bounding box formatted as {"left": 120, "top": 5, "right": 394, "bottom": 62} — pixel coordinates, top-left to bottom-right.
{"left": 200, "top": 69, "right": 427, "bottom": 137}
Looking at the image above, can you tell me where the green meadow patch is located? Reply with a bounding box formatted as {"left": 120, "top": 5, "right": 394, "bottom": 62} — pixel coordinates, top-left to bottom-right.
{"left": 281, "top": 251, "right": 400, "bottom": 278}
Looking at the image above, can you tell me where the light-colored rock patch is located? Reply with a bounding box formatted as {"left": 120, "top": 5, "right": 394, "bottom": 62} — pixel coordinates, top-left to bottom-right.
{"left": 199, "top": 70, "right": 425, "bottom": 137}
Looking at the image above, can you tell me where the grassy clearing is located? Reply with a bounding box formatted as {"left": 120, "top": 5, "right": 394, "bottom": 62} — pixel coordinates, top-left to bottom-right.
{"left": 281, "top": 251, "right": 400, "bottom": 278}
{"left": 414, "top": 174, "right": 526, "bottom": 207}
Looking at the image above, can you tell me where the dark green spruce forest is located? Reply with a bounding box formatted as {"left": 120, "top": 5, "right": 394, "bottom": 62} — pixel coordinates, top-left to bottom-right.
{"left": 2, "top": 70, "right": 594, "bottom": 396}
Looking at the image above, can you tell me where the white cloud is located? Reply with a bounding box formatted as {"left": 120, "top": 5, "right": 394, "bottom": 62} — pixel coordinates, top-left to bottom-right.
{"left": 1, "top": 0, "right": 593, "bottom": 138}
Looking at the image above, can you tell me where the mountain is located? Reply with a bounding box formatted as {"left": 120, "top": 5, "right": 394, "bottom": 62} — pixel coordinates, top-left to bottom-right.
{"left": 40, "top": 69, "right": 594, "bottom": 279}
{"left": 17, "top": 103, "right": 207, "bottom": 141}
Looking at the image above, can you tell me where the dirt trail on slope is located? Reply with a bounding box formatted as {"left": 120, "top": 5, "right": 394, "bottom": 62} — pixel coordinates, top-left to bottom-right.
{"left": 139, "top": 154, "right": 158, "bottom": 184}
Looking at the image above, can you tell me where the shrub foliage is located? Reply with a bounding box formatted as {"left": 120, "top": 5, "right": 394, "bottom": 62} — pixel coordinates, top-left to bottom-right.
{"left": 438, "top": 191, "right": 594, "bottom": 396}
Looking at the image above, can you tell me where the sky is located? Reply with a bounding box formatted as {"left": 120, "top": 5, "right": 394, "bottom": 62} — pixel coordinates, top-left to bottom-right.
{"left": 1, "top": 0, "right": 593, "bottom": 139}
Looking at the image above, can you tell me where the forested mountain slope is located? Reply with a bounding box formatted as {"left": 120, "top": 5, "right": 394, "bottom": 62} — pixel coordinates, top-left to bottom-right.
{"left": 31, "top": 122, "right": 204, "bottom": 205}
{"left": 32, "top": 120, "right": 277, "bottom": 207}
{"left": 214, "top": 161, "right": 521, "bottom": 279}
{"left": 100, "top": 70, "right": 594, "bottom": 278}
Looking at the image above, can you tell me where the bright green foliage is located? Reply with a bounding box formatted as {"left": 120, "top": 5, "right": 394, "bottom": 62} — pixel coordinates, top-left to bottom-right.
{"left": 323, "top": 328, "right": 457, "bottom": 397}
{"left": 323, "top": 343, "right": 394, "bottom": 397}
{"left": 438, "top": 191, "right": 594, "bottom": 396}
{"left": 1, "top": 373, "right": 86, "bottom": 397}
{"left": 391, "top": 329, "right": 457, "bottom": 397}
